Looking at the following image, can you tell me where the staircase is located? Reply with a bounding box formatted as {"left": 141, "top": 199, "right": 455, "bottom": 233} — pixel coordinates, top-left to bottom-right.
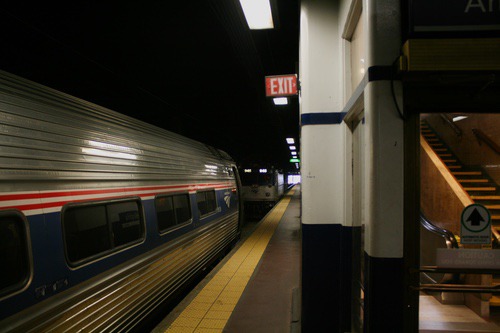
{"left": 421, "top": 120, "right": 500, "bottom": 307}
{"left": 421, "top": 121, "right": 500, "bottom": 237}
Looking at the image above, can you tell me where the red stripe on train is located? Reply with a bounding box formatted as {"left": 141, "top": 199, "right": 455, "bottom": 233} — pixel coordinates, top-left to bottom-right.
{"left": 0, "top": 183, "right": 232, "bottom": 202}
{"left": 0, "top": 185, "right": 234, "bottom": 212}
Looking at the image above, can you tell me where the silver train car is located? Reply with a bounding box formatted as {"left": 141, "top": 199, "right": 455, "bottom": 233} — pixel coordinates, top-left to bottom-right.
{"left": 239, "top": 167, "right": 285, "bottom": 217}
{"left": 0, "top": 70, "right": 242, "bottom": 332}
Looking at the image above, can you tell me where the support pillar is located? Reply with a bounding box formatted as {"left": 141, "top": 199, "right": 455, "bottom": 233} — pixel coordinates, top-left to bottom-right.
{"left": 299, "top": 1, "right": 347, "bottom": 331}
{"left": 362, "top": 0, "right": 406, "bottom": 331}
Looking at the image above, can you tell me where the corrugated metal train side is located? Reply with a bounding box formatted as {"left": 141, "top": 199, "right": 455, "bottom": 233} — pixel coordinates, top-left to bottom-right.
{"left": 0, "top": 70, "right": 242, "bottom": 332}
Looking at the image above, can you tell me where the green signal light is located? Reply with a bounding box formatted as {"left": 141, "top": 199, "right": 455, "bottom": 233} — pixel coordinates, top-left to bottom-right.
{"left": 289, "top": 158, "right": 300, "bottom": 163}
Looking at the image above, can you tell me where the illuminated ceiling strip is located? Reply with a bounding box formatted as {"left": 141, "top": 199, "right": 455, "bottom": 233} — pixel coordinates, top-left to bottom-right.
{"left": 239, "top": 0, "right": 274, "bottom": 30}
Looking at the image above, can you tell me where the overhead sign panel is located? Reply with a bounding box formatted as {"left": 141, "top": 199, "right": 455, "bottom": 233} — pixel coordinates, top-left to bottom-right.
{"left": 437, "top": 249, "right": 500, "bottom": 269}
{"left": 265, "top": 74, "right": 298, "bottom": 97}
{"left": 409, "top": 0, "right": 500, "bottom": 35}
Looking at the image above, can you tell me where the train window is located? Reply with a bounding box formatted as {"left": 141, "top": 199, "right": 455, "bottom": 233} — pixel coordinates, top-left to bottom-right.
{"left": 156, "top": 193, "right": 192, "bottom": 233}
{"left": 63, "top": 199, "right": 144, "bottom": 266}
{"left": 173, "top": 194, "right": 191, "bottom": 223}
{"left": 197, "top": 190, "right": 217, "bottom": 217}
{"left": 240, "top": 170, "right": 276, "bottom": 186}
{"left": 110, "top": 202, "right": 142, "bottom": 247}
{"left": 0, "top": 211, "right": 31, "bottom": 298}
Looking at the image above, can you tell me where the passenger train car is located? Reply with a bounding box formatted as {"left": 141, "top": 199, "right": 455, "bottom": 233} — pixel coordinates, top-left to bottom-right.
{"left": 239, "top": 167, "right": 285, "bottom": 217}
{"left": 0, "top": 70, "right": 242, "bottom": 332}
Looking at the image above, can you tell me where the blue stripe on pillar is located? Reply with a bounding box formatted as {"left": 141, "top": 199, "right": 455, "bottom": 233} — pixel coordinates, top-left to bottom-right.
{"left": 301, "top": 112, "right": 347, "bottom": 125}
{"left": 302, "top": 223, "right": 342, "bottom": 332}
{"left": 340, "top": 226, "right": 354, "bottom": 332}
{"left": 363, "top": 252, "right": 404, "bottom": 332}
{"left": 302, "top": 224, "right": 356, "bottom": 332}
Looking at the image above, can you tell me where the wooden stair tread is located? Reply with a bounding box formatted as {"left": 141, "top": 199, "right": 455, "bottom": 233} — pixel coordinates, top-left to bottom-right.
{"left": 491, "top": 295, "right": 500, "bottom": 307}
{"left": 458, "top": 179, "right": 489, "bottom": 183}
{"left": 447, "top": 165, "right": 462, "bottom": 169}
{"left": 434, "top": 148, "right": 448, "bottom": 151}
{"left": 471, "top": 195, "right": 500, "bottom": 200}
{"left": 453, "top": 171, "right": 482, "bottom": 175}
{"left": 486, "top": 205, "right": 500, "bottom": 209}
{"left": 438, "top": 153, "right": 452, "bottom": 157}
{"left": 464, "top": 187, "right": 497, "bottom": 191}
{"left": 442, "top": 159, "right": 457, "bottom": 163}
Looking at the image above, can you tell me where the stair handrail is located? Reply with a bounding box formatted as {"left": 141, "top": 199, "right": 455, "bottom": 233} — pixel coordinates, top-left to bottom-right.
{"left": 420, "top": 213, "right": 461, "bottom": 285}
{"left": 420, "top": 213, "right": 459, "bottom": 249}
{"left": 439, "top": 113, "right": 462, "bottom": 137}
{"left": 421, "top": 211, "right": 500, "bottom": 249}
{"left": 472, "top": 128, "right": 500, "bottom": 156}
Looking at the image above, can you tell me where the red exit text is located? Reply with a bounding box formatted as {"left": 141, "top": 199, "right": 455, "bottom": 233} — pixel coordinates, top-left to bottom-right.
{"left": 265, "top": 75, "right": 298, "bottom": 97}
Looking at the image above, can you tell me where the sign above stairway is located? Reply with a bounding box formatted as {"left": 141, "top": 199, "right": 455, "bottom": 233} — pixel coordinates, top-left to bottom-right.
{"left": 461, "top": 203, "right": 492, "bottom": 245}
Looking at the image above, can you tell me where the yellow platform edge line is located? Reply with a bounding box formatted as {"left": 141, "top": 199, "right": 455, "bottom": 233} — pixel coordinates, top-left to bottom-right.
{"left": 166, "top": 189, "right": 295, "bottom": 333}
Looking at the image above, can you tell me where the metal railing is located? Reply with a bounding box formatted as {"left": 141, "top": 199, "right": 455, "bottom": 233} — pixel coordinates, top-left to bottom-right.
{"left": 472, "top": 128, "right": 500, "bottom": 156}
{"left": 420, "top": 213, "right": 459, "bottom": 249}
{"left": 418, "top": 213, "right": 499, "bottom": 293}
{"left": 439, "top": 113, "right": 462, "bottom": 137}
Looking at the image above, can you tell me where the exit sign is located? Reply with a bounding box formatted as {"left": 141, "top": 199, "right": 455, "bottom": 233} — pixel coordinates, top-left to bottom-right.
{"left": 265, "top": 75, "right": 298, "bottom": 97}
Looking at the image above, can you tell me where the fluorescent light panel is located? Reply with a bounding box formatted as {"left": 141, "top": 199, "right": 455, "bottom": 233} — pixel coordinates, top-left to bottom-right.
{"left": 291, "top": 151, "right": 297, "bottom": 156}
{"left": 239, "top": 0, "right": 274, "bottom": 30}
{"left": 289, "top": 146, "right": 296, "bottom": 150}
{"left": 453, "top": 116, "right": 468, "bottom": 122}
{"left": 273, "top": 97, "right": 288, "bottom": 105}
{"left": 286, "top": 138, "right": 295, "bottom": 144}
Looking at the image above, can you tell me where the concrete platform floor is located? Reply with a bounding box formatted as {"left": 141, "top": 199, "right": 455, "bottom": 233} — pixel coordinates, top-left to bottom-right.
{"left": 152, "top": 186, "right": 301, "bottom": 333}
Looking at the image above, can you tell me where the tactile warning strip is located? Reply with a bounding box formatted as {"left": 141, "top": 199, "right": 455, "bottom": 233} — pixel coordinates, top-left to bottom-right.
{"left": 166, "top": 189, "right": 295, "bottom": 332}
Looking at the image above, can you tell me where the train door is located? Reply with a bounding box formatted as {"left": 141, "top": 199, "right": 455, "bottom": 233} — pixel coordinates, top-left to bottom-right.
{"left": 416, "top": 112, "right": 500, "bottom": 331}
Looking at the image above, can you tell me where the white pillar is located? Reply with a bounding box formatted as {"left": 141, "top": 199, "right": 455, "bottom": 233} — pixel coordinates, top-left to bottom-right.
{"left": 299, "top": 1, "right": 348, "bottom": 331}
{"left": 362, "top": 0, "right": 406, "bottom": 331}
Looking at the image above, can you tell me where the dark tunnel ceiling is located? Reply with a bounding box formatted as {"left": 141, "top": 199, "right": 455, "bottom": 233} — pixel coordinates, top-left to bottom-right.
{"left": 0, "top": 1, "right": 300, "bottom": 172}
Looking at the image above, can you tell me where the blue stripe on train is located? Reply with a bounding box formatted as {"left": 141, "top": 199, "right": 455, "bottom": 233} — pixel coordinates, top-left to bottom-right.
{"left": 0, "top": 189, "right": 239, "bottom": 320}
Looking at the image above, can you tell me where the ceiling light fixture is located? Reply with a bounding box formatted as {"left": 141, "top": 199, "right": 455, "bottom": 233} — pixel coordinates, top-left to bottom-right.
{"left": 452, "top": 116, "right": 468, "bottom": 122}
{"left": 239, "top": 0, "right": 274, "bottom": 30}
{"left": 289, "top": 145, "right": 296, "bottom": 150}
{"left": 273, "top": 97, "right": 288, "bottom": 105}
{"left": 286, "top": 138, "right": 295, "bottom": 144}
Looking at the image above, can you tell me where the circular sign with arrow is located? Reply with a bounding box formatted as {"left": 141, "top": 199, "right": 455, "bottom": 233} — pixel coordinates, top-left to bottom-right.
{"left": 460, "top": 203, "right": 491, "bottom": 244}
